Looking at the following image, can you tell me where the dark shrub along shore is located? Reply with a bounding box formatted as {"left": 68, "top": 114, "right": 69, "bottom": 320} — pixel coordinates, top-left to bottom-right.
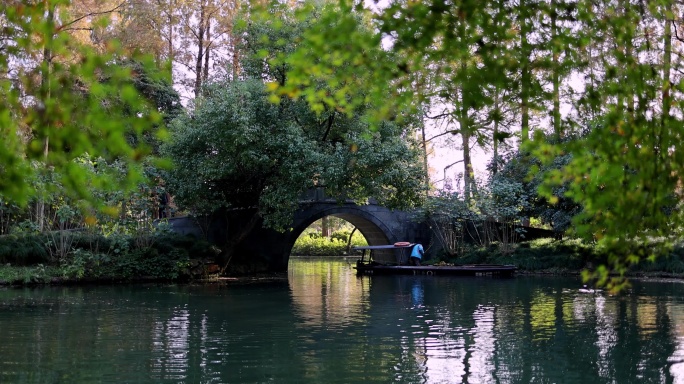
{"left": 0, "top": 231, "right": 220, "bottom": 286}
{"left": 433, "top": 237, "right": 684, "bottom": 279}
{"left": 2, "top": 234, "right": 684, "bottom": 286}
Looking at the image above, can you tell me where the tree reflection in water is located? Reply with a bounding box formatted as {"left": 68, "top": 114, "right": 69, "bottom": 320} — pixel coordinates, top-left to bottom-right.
{"left": 0, "top": 260, "right": 684, "bottom": 382}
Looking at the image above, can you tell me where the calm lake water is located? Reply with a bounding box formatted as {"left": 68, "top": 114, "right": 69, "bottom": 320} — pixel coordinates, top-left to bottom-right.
{"left": 2, "top": 257, "right": 684, "bottom": 383}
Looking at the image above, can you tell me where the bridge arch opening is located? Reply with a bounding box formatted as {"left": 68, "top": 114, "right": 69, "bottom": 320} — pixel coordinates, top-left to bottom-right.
{"left": 284, "top": 206, "right": 401, "bottom": 268}
{"left": 290, "top": 216, "right": 369, "bottom": 258}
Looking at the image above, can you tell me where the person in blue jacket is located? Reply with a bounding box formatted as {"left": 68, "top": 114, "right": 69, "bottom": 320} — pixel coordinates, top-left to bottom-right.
{"left": 410, "top": 243, "right": 424, "bottom": 266}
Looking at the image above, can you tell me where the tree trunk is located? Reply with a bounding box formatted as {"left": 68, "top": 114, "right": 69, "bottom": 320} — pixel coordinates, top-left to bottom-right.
{"left": 619, "top": 1, "right": 635, "bottom": 115}
{"left": 120, "top": 200, "right": 127, "bottom": 221}
{"left": 203, "top": 17, "right": 211, "bottom": 86}
{"left": 232, "top": 31, "right": 241, "bottom": 80}
{"left": 519, "top": 2, "right": 530, "bottom": 144}
{"left": 492, "top": 87, "right": 500, "bottom": 175}
{"left": 346, "top": 226, "right": 358, "bottom": 254}
{"left": 462, "top": 127, "right": 475, "bottom": 201}
{"left": 551, "top": 0, "right": 561, "bottom": 139}
{"left": 193, "top": 3, "right": 206, "bottom": 98}
{"left": 662, "top": 5, "right": 672, "bottom": 120}
{"left": 37, "top": 1, "right": 56, "bottom": 232}
{"left": 459, "top": 97, "right": 476, "bottom": 201}
{"left": 420, "top": 115, "right": 430, "bottom": 195}
{"left": 657, "top": 2, "right": 672, "bottom": 208}
{"left": 219, "top": 211, "right": 260, "bottom": 274}
{"left": 168, "top": 0, "right": 174, "bottom": 65}
{"left": 321, "top": 216, "right": 330, "bottom": 238}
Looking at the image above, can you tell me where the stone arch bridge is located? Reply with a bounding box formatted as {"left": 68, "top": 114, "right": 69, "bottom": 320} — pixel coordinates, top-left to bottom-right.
{"left": 168, "top": 196, "right": 431, "bottom": 274}
{"left": 167, "top": 189, "right": 555, "bottom": 274}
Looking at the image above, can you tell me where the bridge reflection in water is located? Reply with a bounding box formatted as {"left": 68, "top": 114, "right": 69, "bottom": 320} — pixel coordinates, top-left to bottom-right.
{"left": 287, "top": 257, "right": 684, "bottom": 383}
{"left": 2, "top": 259, "right": 684, "bottom": 382}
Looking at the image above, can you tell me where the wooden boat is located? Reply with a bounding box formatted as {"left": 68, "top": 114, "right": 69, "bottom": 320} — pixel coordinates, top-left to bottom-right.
{"left": 352, "top": 244, "right": 516, "bottom": 277}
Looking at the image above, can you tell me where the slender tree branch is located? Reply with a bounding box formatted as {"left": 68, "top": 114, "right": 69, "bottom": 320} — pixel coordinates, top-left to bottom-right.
{"left": 425, "top": 112, "right": 453, "bottom": 120}
{"left": 57, "top": 2, "right": 127, "bottom": 33}
{"left": 321, "top": 113, "right": 335, "bottom": 142}
{"left": 176, "top": 60, "right": 198, "bottom": 74}
{"left": 294, "top": 115, "right": 304, "bottom": 128}
{"left": 673, "top": 21, "right": 684, "bottom": 44}
{"left": 59, "top": 27, "right": 94, "bottom": 32}
{"left": 427, "top": 129, "right": 460, "bottom": 142}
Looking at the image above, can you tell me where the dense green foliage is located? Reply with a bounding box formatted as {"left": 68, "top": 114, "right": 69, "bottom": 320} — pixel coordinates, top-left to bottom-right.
{"left": 533, "top": 116, "right": 682, "bottom": 290}
{"left": 274, "top": 0, "right": 684, "bottom": 291}
{"left": 417, "top": 179, "right": 532, "bottom": 258}
{"left": 493, "top": 137, "right": 581, "bottom": 234}
{"left": 258, "top": 1, "right": 412, "bottom": 121}
{"left": 0, "top": 1, "right": 169, "bottom": 207}
{"left": 163, "top": 4, "right": 425, "bottom": 232}
{"left": 0, "top": 230, "right": 217, "bottom": 283}
{"left": 291, "top": 229, "right": 368, "bottom": 256}
{"left": 7, "top": 0, "right": 684, "bottom": 290}
{"left": 0, "top": 1, "right": 187, "bottom": 284}
{"left": 437, "top": 238, "right": 597, "bottom": 272}
{"left": 164, "top": 76, "right": 423, "bottom": 232}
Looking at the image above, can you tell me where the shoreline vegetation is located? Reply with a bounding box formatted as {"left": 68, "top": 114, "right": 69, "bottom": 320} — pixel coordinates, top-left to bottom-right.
{"left": 433, "top": 237, "right": 684, "bottom": 282}
{"left": 0, "top": 230, "right": 221, "bottom": 287}
{"left": 3, "top": 230, "right": 684, "bottom": 287}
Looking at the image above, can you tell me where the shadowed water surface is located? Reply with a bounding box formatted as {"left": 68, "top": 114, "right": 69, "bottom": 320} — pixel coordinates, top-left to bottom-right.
{"left": 2, "top": 257, "right": 684, "bottom": 383}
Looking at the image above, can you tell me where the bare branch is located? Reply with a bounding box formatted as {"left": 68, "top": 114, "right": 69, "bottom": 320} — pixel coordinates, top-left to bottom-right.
{"left": 320, "top": 113, "right": 335, "bottom": 142}
{"left": 57, "top": 1, "right": 127, "bottom": 33}
{"left": 425, "top": 112, "right": 453, "bottom": 120}
{"left": 427, "top": 130, "right": 460, "bottom": 142}
{"left": 59, "top": 27, "right": 94, "bottom": 33}
{"left": 673, "top": 21, "right": 684, "bottom": 45}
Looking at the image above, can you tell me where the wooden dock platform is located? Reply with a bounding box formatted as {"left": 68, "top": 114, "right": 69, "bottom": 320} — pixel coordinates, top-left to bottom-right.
{"left": 351, "top": 244, "right": 516, "bottom": 277}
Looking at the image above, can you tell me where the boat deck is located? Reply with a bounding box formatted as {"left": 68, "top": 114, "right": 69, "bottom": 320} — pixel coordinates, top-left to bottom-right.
{"left": 354, "top": 262, "right": 517, "bottom": 277}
